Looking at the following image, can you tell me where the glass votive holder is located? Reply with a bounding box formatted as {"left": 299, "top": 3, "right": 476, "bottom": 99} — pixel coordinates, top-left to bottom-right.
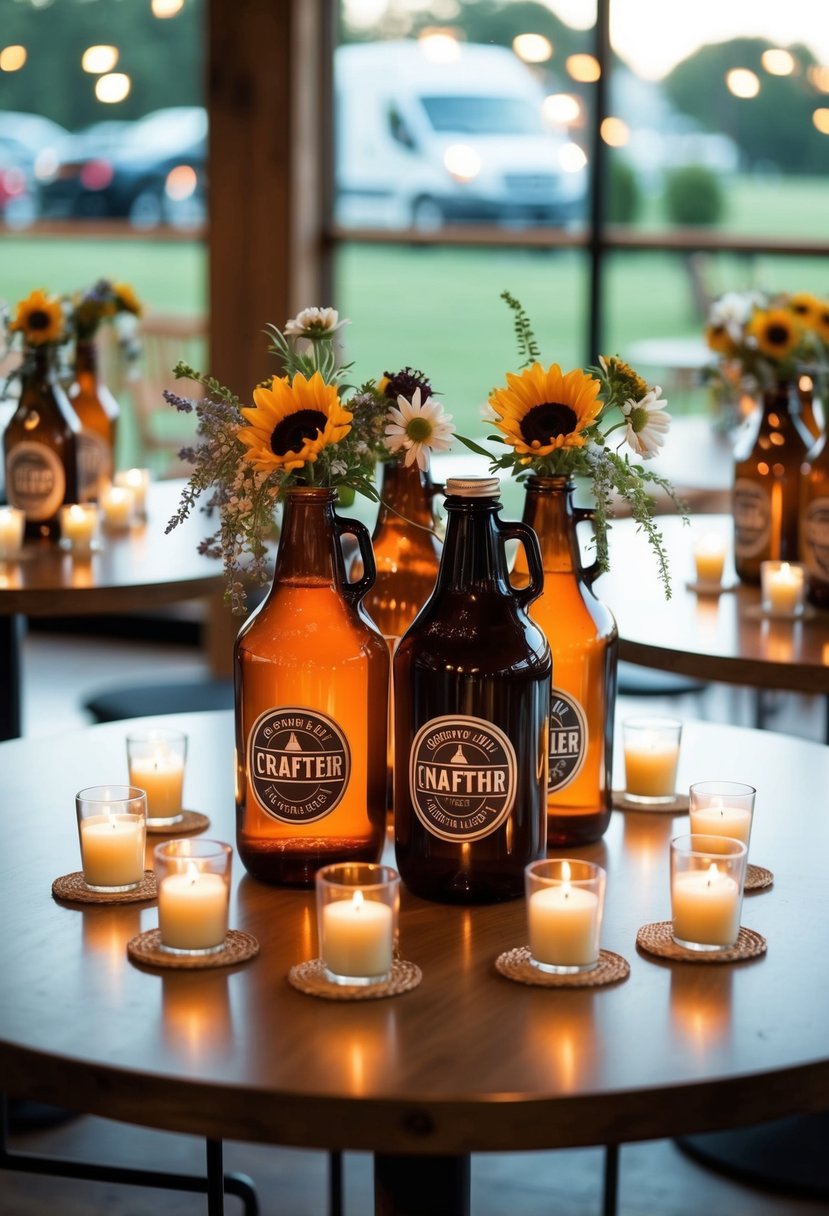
{"left": 623, "top": 716, "right": 682, "bottom": 804}
{"left": 760, "top": 560, "right": 805, "bottom": 618}
{"left": 114, "top": 468, "right": 151, "bottom": 516}
{"left": 75, "top": 784, "right": 147, "bottom": 893}
{"left": 154, "top": 839, "right": 232, "bottom": 956}
{"left": 100, "top": 483, "right": 136, "bottom": 530}
{"left": 126, "top": 727, "right": 187, "bottom": 826}
{"left": 524, "top": 858, "right": 606, "bottom": 975}
{"left": 689, "top": 780, "right": 756, "bottom": 855}
{"left": 0, "top": 505, "right": 25, "bottom": 560}
{"left": 670, "top": 834, "right": 747, "bottom": 952}
{"left": 316, "top": 862, "right": 400, "bottom": 986}
{"left": 59, "top": 503, "right": 99, "bottom": 553}
{"left": 693, "top": 532, "right": 726, "bottom": 587}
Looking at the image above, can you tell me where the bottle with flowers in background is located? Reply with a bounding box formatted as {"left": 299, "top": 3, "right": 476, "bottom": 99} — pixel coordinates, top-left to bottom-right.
{"left": 459, "top": 292, "right": 684, "bottom": 847}
{"left": 68, "top": 280, "right": 142, "bottom": 502}
{"left": 705, "top": 290, "right": 818, "bottom": 583}
{"left": 348, "top": 366, "right": 454, "bottom": 805}
{"left": 3, "top": 290, "right": 80, "bottom": 540}
{"left": 164, "top": 306, "right": 392, "bottom": 888}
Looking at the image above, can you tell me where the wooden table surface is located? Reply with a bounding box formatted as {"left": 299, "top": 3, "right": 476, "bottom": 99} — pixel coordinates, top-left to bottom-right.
{"left": 599, "top": 514, "right": 829, "bottom": 695}
{"left": 2, "top": 710, "right": 828, "bottom": 1165}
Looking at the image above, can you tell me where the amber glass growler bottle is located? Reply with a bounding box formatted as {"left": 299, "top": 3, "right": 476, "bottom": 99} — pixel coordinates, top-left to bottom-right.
{"left": 733, "top": 380, "right": 811, "bottom": 583}
{"left": 70, "top": 340, "right": 119, "bottom": 502}
{"left": 800, "top": 430, "right": 829, "bottom": 608}
{"left": 394, "top": 476, "right": 551, "bottom": 904}
{"left": 363, "top": 460, "right": 442, "bottom": 638}
{"left": 513, "top": 476, "right": 618, "bottom": 846}
{"left": 234, "top": 487, "right": 389, "bottom": 887}
{"left": 3, "top": 346, "right": 80, "bottom": 540}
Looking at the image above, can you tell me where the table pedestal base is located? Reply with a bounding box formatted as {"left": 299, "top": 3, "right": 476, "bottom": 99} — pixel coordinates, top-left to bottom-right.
{"left": 375, "top": 1154, "right": 470, "bottom": 1216}
{"left": 679, "top": 1113, "right": 829, "bottom": 1201}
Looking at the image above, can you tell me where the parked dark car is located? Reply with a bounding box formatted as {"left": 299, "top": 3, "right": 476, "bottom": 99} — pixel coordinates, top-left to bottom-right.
{"left": 39, "top": 106, "right": 207, "bottom": 228}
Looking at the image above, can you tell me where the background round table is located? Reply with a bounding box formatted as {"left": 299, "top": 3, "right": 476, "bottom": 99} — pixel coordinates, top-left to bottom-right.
{"left": 0, "top": 479, "right": 227, "bottom": 739}
{"left": 598, "top": 513, "right": 829, "bottom": 697}
{"left": 1, "top": 711, "right": 828, "bottom": 1214}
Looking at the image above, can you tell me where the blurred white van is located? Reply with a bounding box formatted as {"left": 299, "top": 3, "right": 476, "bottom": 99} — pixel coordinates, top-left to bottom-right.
{"left": 335, "top": 40, "right": 587, "bottom": 229}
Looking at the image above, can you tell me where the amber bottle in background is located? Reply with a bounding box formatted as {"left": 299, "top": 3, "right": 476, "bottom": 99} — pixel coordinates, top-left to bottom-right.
{"left": 796, "top": 374, "right": 823, "bottom": 445}
{"left": 513, "top": 476, "right": 618, "bottom": 846}
{"left": 800, "top": 430, "right": 829, "bottom": 608}
{"left": 70, "top": 340, "right": 119, "bottom": 501}
{"left": 3, "top": 346, "right": 80, "bottom": 540}
{"left": 234, "top": 487, "right": 389, "bottom": 887}
{"left": 733, "top": 380, "right": 811, "bottom": 583}
{"left": 394, "top": 477, "right": 551, "bottom": 905}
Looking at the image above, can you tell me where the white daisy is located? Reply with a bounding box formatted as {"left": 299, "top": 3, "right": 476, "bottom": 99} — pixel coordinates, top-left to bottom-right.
{"left": 708, "top": 291, "right": 764, "bottom": 344}
{"left": 284, "top": 307, "right": 348, "bottom": 339}
{"left": 621, "top": 388, "right": 670, "bottom": 458}
{"left": 383, "top": 388, "right": 455, "bottom": 471}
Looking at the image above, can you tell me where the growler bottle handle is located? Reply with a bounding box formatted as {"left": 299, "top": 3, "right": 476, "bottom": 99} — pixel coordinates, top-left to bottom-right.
{"left": 497, "top": 520, "right": 545, "bottom": 609}
{"left": 574, "top": 505, "right": 601, "bottom": 586}
{"left": 334, "top": 514, "right": 377, "bottom": 606}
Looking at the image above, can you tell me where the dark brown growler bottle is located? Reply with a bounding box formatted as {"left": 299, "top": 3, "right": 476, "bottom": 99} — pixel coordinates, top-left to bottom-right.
{"left": 234, "top": 487, "right": 389, "bottom": 887}
{"left": 733, "top": 380, "right": 811, "bottom": 583}
{"left": 394, "top": 476, "right": 551, "bottom": 904}
{"left": 3, "top": 346, "right": 80, "bottom": 540}
{"left": 70, "top": 340, "right": 119, "bottom": 502}
{"left": 800, "top": 430, "right": 829, "bottom": 608}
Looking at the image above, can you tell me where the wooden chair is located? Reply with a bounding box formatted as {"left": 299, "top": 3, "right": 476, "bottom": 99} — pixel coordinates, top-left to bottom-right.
{"left": 119, "top": 313, "right": 208, "bottom": 478}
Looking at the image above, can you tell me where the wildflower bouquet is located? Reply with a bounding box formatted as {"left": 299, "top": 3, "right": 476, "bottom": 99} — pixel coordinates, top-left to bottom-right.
{"left": 705, "top": 289, "right": 829, "bottom": 391}
{"left": 459, "top": 291, "right": 685, "bottom": 595}
{"left": 165, "top": 306, "right": 454, "bottom": 611}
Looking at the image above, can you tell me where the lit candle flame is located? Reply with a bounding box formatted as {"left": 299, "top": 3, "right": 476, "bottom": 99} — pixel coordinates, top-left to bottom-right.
{"left": 706, "top": 862, "right": 719, "bottom": 887}
{"left": 186, "top": 861, "right": 200, "bottom": 885}
{"left": 352, "top": 889, "right": 364, "bottom": 912}
{"left": 562, "top": 860, "right": 571, "bottom": 899}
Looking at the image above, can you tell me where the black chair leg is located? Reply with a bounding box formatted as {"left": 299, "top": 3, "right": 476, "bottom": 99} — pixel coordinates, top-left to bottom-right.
{"left": 329, "top": 1150, "right": 344, "bottom": 1216}
{"left": 602, "top": 1144, "right": 619, "bottom": 1216}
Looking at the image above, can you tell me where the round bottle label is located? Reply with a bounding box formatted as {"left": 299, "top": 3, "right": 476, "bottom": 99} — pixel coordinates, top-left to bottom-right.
{"left": 547, "top": 688, "right": 588, "bottom": 793}
{"left": 247, "top": 707, "right": 351, "bottom": 824}
{"left": 409, "top": 715, "right": 517, "bottom": 842}
{"left": 733, "top": 478, "right": 771, "bottom": 558}
{"left": 6, "top": 441, "right": 65, "bottom": 520}
{"left": 802, "top": 497, "right": 829, "bottom": 582}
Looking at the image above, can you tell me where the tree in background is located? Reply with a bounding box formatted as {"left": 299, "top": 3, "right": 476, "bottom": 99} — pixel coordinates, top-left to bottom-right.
{"left": 664, "top": 37, "right": 826, "bottom": 174}
{"left": 1, "top": 0, "right": 203, "bottom": 130}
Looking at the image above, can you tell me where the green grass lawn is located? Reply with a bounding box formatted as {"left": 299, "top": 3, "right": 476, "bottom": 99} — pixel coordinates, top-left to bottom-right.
{"left": 2, "top": 173, "right": 827, "bottom": 455}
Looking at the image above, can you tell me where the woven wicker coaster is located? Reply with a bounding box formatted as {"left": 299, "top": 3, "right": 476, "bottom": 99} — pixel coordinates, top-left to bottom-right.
{"left": 127, "top": 928, "right": 259, "bottom": 970}
{"left": 287, "top": 958, "right": 422, "bottom": 1001}
{"left": 495, "top": 946, "right": 630, "bottom": 989}
{"left": 52, "top": 870, "right": 157, "bottom": 905}
{"left": 745, "top": 863, "right": 774, "bottom": 891}
{"left": 145, "top": 810, "right": 210, "bottom": 836}
{"left": 636, "top": 920, "right": 766, "bottom": 963}
{"left": 613, "top": 791, "right": 689, "bottom": 814}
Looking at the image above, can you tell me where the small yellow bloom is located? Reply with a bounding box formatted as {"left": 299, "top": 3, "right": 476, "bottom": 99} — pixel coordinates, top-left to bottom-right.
{"left": 746, "top": 308, "right": 799, "bottom": 360}
{"left": 488, "top": 362, "right": 602, "bottom": 460}
{"left": 238, "top": 370, "right": 352, "bottom": 473}
{"left": 787, "top": 292, "right": 822, "bottom": 329}
{"left": 705, "top": 324, "right": 738, "bottom": 358}
{"left": 811, "top": 298, "right": 829, "bottom": 344}
{"left": 114, "top": 282, "right": 142, "bottom": 317}
{"left": 10, "top": 289, "right": 64, "bottom": 346}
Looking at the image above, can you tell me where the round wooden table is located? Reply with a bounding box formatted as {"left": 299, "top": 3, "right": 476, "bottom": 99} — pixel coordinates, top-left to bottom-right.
{"left": 598, "top": 513, "right": 829, "bottom": 697}
{"left": 1, "top": 711, "right": 828, "bottom": 1214}
{"left": 0, "top": 480, "right": 227, "bottom": 739}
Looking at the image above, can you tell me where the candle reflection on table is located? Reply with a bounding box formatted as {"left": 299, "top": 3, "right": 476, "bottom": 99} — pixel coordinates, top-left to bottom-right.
{"left": 525, "top": 997, "right": 599, "bottom": 1093}
{"left": 162, "top": 974, "right": 233, "bottom": 1060}
{"left": 82, "top": 906, "right": 143, "bottom": 989}
{"left": 313, "top": 1010, "right": 399, "bottom": 1096}
{"left": 669, "top": 968, "right": 734, "bottom": 1055}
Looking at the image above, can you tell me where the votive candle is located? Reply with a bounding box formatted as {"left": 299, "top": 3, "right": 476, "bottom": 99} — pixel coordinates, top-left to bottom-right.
{"left": 114, "top": 468, "right": 150, "bottom": 515}
{"left": 60, "top": 503, "right": 98, "bottom": 551}
{"left": 155, "top": 839, "right": 232, "bottom": 954}
{"left": 0, "top": 506, "right": 24, "bottom": 559}
{"left": 100, "top": 484, "right": 135, "bottom": 529}
{"left": 525, "top": 858, "right": 606, "bottom": 973}
{"left": 693, "top": 533, "right": 726, "bottom": 586}
{"left": 761, "top": 561, "right": 804, "bottom": 617}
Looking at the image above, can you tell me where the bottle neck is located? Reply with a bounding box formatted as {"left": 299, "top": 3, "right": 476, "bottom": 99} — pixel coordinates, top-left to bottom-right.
{"left": 272, "top": 488, "right": 343, "bottom": 586}
{"left": 23, "top": 345, "right": 57, "bottom": 388}
{"left": 757, "top": 380, "right": 810, "bottom": 449}
{"left": 375, "top": 460, "right": 436, "bottom": 531}
{"left": 436, "top": 496, "right": 510, "bottom": 594}
{"left": 521, "top": 476, "right": 580, "bottom": 573}
{"left": 74, "top": 341, "right": 99, "bottom": 386}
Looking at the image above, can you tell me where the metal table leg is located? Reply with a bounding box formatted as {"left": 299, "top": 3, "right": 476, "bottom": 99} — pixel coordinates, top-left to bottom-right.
{"left": 0, "top": 614, "right": 23, "bottom": 740}
{"left": 374, "top": 1154, "right": 470, "bottom": 1216}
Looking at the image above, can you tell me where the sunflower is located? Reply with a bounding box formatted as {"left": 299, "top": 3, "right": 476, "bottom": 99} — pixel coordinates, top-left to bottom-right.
{"left": 746, "top": 308, "right": 799, "bottom": 360}
{"left": 378, "top": 366, "right": 432, "bottom": 404}
{"left": 787, "top": 292, "right": 822, "bottom": 329}
{"left": 488, "top": 362, "right": 602, "bottom": 460}
{"left": 812, "top": 298, "right": 829, "bottom": 344}
{"left": 10, "top": 289, "right": 64, "bottom": 346}
{"left": 238, "top": 370, "right": 352, "bottom": 473}
{"left": 705, "top": 323, "right": 738, "bottom": 358}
